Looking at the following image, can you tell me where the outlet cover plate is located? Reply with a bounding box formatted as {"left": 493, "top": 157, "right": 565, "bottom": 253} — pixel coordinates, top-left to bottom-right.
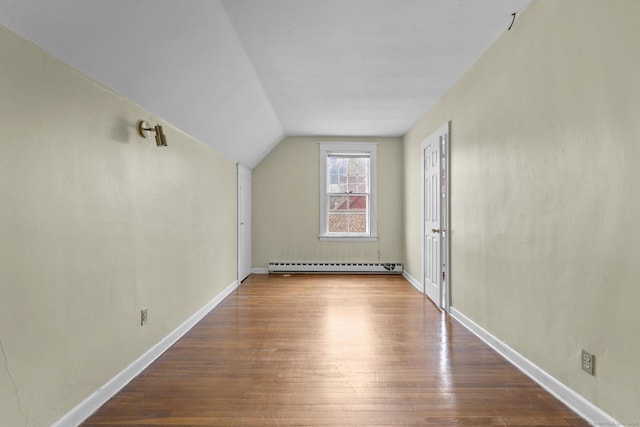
{"left": 581, "top": 349, "right": 594, "bottom": 375}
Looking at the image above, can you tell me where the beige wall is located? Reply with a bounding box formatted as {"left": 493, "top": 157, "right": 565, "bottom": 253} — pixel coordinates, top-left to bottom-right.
{"left": 0, "top": 26, "right": 238, "bottom": 426}
{"left": 253, "top": 136, "right": 404, "bottom": 268}
{"left": 404, "top": 0, "right": 640, "bottom": 421}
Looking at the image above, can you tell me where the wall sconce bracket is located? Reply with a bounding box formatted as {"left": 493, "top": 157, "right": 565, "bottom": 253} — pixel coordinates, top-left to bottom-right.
{"left": 137, "top": 120, "right": 168, "bottom": 147}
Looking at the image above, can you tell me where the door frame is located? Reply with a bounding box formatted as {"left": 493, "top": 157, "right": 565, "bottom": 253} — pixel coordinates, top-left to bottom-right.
{"left": 421, "top": 121, "right": 451, "bottom": 312}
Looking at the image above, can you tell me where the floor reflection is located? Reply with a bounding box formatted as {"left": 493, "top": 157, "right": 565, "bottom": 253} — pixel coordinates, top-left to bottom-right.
{"left": 322, "top": 304, "right": 374, "bottom": 397}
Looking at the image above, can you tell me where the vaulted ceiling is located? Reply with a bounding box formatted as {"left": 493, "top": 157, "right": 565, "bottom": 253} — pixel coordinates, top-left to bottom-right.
{"left": 0, "top": 0, "right": 529, "bottom": 168}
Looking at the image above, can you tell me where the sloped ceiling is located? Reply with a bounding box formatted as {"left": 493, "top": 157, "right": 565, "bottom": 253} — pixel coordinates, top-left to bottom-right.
{"left": 0, "top": 0, "right": 529, "bottom": 168}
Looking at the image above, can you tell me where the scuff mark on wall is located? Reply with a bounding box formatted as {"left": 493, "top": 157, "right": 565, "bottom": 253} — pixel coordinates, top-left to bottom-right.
{"left": 0, "top": 338, "right": 29, "bottom": 425}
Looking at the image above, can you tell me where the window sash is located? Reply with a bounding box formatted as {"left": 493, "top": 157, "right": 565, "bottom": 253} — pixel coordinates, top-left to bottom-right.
{"left": 327, "top": 193, "right": 369, "bottom": 235}
{"left": 326, "top": 155, "right": 369, "bottom": 196}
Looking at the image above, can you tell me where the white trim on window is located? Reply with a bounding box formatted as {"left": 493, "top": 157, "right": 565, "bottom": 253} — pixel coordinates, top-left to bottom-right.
{"left": 319, "top": 142, "right": 378, "bottom": 240}
{"left": 318, "top": 235, "right": 379, "bottom": 242}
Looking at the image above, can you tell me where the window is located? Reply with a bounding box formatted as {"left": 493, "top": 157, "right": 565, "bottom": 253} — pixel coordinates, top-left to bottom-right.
{"left": 319, "top": 142, "right": 377, "bottom": 241}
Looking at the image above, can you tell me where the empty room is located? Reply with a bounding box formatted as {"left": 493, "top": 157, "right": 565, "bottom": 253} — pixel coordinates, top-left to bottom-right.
{"left": 1, "top": 1, "right": 638, "bottom": 426}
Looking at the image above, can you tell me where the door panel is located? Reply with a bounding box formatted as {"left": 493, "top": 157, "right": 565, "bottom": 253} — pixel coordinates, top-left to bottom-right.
{"left": 422, "top": 122, "right": 450, "bottom": 310}
{"left": 440, "top": 133, "right": 450, "bottom": 310}
{"left": 238, "top": 165, "right": 252, "bottom": 282}
{"left": 424, "top": 140, "right": 441, "bottom": 304}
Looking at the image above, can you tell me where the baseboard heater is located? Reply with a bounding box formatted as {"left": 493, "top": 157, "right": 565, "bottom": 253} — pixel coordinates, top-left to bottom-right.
{"left": 268, "top": 262, "right": 403, "bottom": 274}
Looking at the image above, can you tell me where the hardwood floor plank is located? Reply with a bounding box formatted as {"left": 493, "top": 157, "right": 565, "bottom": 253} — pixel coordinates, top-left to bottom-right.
{"left": 82, "top": 274, "right": 588, "bottom": 426}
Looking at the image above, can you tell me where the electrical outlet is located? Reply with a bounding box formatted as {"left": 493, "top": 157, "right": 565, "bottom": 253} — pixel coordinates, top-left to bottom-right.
{"left": 581, "top": 349, "right": 594, "bottom": 375}
{"left": 140, "top": 308, "right": 148, "bottom": 326}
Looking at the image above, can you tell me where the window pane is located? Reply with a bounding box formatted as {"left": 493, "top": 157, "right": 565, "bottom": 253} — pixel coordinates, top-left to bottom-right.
{"left": 347, "top": 195, "right": 367, "bottom": 233}
{"left": 328, "top": 213, "right": 349, "bottom": 233}
{"left": 328, "top": 194, "right": 347, "bottom": 233}
{"left": 329, "top": 195, "right": 348, "bottom": 211}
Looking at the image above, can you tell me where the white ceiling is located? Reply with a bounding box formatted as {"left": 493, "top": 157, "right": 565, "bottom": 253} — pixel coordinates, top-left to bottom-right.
{"left": 0, "top": 0, "right": 529, "bottom": 168}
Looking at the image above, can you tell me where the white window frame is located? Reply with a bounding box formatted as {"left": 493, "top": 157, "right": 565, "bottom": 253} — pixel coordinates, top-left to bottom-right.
{"left": 319, "top": 142, "right": 378, "bottom": 242}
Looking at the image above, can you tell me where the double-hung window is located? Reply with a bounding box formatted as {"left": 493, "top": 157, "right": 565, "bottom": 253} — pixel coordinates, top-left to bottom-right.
{"left": 319, "top": 142, "right": 377, "bottom": 241}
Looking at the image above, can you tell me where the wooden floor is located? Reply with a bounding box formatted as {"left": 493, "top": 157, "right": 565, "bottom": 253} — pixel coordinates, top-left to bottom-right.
{"left": 83, "top": 274, "right": 588, "bottom": 426}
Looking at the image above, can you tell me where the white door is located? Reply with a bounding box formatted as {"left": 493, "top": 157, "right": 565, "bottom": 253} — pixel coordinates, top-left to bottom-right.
{"left": 237, "top": 165, "right": 252, "bottom": 282}
{"left": 423, "top": 138, "right": 441, "bottom": 305}
{"left": 422, "top": 123, "right": 450, "bottom": 310}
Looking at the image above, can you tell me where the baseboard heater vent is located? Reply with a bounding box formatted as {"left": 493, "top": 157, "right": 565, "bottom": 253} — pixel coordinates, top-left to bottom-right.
{"left": 268, "top": 262, "right": 403, "bottom": 274}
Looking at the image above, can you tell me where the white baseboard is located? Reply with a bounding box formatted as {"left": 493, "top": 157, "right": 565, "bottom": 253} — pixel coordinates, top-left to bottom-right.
{"left": 53, "top": 279, "right": 239, "bottom": 427}
{"left": 449, "top": 307, "right": 619, "bottom": 426}
{"left": 251, "top": 268, "right": 269, "bottom": 274}
{"left": 402, "top": 271, "right": 423, "bottom": 293}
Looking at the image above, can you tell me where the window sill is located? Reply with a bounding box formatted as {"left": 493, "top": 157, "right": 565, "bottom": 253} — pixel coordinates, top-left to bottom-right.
{"left": 319, "top": 235, "right": 379, "bottom": 242}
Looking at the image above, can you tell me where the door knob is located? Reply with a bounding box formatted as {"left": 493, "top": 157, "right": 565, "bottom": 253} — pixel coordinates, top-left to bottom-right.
{"left": 432, "top": 228, "right": 444, "bottom": 233}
